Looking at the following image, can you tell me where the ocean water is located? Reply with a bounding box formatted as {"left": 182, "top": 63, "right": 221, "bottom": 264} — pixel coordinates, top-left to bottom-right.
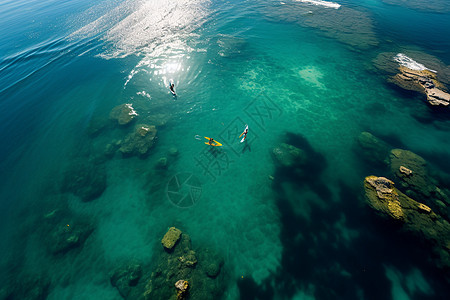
{"left": 1, "top": 0, "right": 450, "bottom": 299}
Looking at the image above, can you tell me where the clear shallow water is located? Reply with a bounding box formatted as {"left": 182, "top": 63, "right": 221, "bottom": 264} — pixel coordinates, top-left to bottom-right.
{"left": 1, "top": 0, "right": 450, "bottom": 299}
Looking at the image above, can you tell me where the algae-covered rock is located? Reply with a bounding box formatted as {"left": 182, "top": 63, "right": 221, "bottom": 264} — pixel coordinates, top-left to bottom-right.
{"left": 364, "top": 175, "right": 450, "bottom": 269}
{"left": 110, "top": 103, "right": 138, "bottom": 125}
{"left": 178, "top": 250, "right": 197, "bottom": 268}
{"left": 355, "top": 132, "right": 390, "bottom": 166}
{"left": 119, "top": 124, "right": 157, "bottom": 157}
{"left": 62, "top": 159, "right": 107, "bottom": 202}
{"left": 110, "top": 263, "right": 142, "bottom": 298}
{"left": 364, "top": 176, "right": 404, "bottom": 221}
{"left": 271, "top": 143, "right": 307, "bottom": 168}
{"left": 162, "top": 227, "right": 182, "bottom": 251}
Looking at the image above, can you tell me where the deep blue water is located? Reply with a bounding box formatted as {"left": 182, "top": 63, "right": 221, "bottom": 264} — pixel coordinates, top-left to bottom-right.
{"left": 1, "top": 0, "right": 450, "bottom": 299}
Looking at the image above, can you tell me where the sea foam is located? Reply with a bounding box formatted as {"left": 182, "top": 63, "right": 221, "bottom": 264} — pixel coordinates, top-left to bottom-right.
{"left": 394, "top": 53, "right": 437, "bottom": 73}
{"left": 295, "top": 0, "right": 341, "bottom": 9}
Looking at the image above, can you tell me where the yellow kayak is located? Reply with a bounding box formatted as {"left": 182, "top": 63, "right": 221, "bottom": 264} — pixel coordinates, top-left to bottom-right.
{"left": 204, "top": 137, "right": 222, "bottom": 147}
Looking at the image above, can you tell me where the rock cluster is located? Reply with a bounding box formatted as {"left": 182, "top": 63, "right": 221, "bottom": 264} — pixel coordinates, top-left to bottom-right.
{"left": 391, "top": 66, "right": 450, "bottom": 106}
{"left": 115, "top": 227, "right": 225, "bottom": 300}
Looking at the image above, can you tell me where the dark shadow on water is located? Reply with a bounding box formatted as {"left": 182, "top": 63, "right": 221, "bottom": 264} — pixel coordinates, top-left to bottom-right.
{"left": 237, "top": 276, "right": 274, "bottom": 300}
{"left": 238, "top": 131, "right": 450, "bottom": 299}
{"left": 241, "top": 141, "right": 251, "bottom": 154}
{"left": 271, "top": 132, "right": 331, "bottom": 202}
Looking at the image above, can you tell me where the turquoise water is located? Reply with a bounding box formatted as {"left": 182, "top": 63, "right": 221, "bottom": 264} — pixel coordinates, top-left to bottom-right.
{"left": 1, "top": 0, "right": 450, "bottom": 299}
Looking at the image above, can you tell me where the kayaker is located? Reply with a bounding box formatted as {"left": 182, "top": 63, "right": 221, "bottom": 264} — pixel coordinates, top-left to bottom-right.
{"left": 242, "top": 128, "right": 248, "bottom": 141}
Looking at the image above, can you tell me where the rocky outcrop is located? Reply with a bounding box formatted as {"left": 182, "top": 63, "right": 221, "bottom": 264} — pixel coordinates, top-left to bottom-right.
{"left": 110, "top": 104, "right": 138, "bottom": 126}
{"left": 271, "top": 143, "right": 307, "bottom": 168}
{"left": 365, "top": 176, "right": 405, "bottom": 221}
{"left": 364, "top": 175, "right": 450, "bottom": 269}
{"left": 355, "top": 131, "right": 390, "bottom": 166}
{"left": 390, "top": 66, "right": 450, "bottom": 106}
{"left": 161, "top": 227, "right": 182, "bottom": 251}
{"left": 119, "top": 124, "right": 157, "bottom": 157}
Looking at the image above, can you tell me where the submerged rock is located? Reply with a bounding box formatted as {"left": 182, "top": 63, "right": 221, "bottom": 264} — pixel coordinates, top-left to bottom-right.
{"left": 271, "top": 143, "right": 307, "bottom": 168}
{"left": 119, "top": 124, "right": 157, "bottom": 157}
{"left": 389, "top": 149, "right": 450, "bottom": 218}
{"left": 168, "top": 147, "right": 179, "bottom": 157}
{"left": 49, "top": 222, "right": 93, "bottom": 255}
{"left": 62, "top": 159, "right": 107, "bottom": 202}
{"left": 161, "top": 227, "right": 182, "bottom": 251}
{"left": 110, "top": 263, "right": 143, "bottom": 298}
{"left": 262, "top": 2, "right": 378, "bottom": 50}
{"left": 110, "top": 103, "right": 138, "bottom": 126}
{"left": 364, "top": 175, "right": 450, "bottom": 269}
{"left": 382, "top": 0, "right": 450, "bottom": 13}
{"left": 355, "top": 131, "right": 390, "bottom": 166}
{"left": 156, "top": 157, "right": 168, "bottom": 169}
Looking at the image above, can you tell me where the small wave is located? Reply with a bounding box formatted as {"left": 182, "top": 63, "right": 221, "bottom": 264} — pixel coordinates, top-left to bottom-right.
{"left": 394, "top": 53, "right": 437, "bottom": 73}
{"left": 295, "top": 0, "right": 341, "bottom": 9}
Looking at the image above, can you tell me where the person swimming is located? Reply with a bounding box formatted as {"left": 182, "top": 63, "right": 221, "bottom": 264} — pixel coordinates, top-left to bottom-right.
{"left": 169, "top": 83, "right": 176, "bottom": 95}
